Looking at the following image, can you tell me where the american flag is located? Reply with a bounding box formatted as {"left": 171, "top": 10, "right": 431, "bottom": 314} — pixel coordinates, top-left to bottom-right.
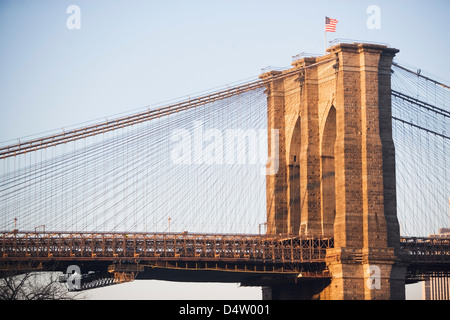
{"left": 325, "top": 17, "right": 338, "bottom": 32}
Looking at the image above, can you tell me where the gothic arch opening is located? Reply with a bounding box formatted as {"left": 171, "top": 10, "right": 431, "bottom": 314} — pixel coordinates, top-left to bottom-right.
{"left": 288, "top": 116, "right": 301, "bottom": 234}
{"left": 321, "top": 106, "right": 336, "bottom": 237}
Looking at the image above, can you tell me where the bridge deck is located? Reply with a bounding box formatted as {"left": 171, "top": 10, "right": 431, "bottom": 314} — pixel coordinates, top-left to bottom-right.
{"left": 1, "top": 232, "right": 449, "bottom": 290}
{"left": 0, "top": 231, "right": 332, "bottom": 263}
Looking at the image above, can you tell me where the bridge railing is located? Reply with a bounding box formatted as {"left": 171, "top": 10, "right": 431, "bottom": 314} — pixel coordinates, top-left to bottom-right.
{"left": 328, "top": 38, "right": 392, "bottom": 48}
{"left": 400, "top": 237, "right": 450, "bottom": 262}
{"left": 3, "top": 232, "right": 448, "bottom": 267}
{"left": 0, "top": 232, "right": 334, "bottom": 264}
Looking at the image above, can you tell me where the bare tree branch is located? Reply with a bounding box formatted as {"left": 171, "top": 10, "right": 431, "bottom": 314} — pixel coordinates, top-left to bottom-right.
{"left": 0, "top": 270, "right": 85, "bottom": 300}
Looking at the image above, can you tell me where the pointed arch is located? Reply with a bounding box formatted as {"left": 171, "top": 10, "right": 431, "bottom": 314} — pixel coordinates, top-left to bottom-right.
{"left": 321, "top": 106, "right": 336, "bottom": 237}
{"left": 288, "top": 116, "right": 301, "bottom": 234}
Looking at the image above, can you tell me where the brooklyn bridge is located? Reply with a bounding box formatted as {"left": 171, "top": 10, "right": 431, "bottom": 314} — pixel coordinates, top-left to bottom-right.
{"left": 1, "top": 42, "right": 449, "bottom": 300}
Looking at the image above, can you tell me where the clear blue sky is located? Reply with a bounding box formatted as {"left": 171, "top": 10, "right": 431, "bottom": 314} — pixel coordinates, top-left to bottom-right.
{"left": 1, "top": 0, "right": 449, "bottom": 142}
{"left": 0, "top": 0, "right": 448, "bottom": 300}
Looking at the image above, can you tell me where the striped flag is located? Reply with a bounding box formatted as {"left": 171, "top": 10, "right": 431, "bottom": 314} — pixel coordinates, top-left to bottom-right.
{"left": 325, "top": 16, "right": 338, "bottom": 32}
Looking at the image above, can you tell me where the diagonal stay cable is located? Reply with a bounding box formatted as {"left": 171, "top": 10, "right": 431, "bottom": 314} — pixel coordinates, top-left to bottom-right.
{"left": 0, "top": 59, "right": 334, "bottom": 159}
{"left": 392, "top": 62, "right": 450, "bottom": 90}
{"left": 391, "top": 90, "right": 450, "bottom": 118}
{"left": 392, "top": 116, "right": 449, "bottom": 140}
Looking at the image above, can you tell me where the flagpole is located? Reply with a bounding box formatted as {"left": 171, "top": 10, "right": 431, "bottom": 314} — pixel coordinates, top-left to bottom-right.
{"left": 324, "top": 16, "right": 327, "bottom": 53}
{"left": 324, "top": 16, "right": 338, "bottom": 53}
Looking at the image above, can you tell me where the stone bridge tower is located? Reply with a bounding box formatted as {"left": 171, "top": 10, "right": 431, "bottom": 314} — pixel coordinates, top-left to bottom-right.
{"left": 261, "top": 43, "right": 405, "bottom": 300}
